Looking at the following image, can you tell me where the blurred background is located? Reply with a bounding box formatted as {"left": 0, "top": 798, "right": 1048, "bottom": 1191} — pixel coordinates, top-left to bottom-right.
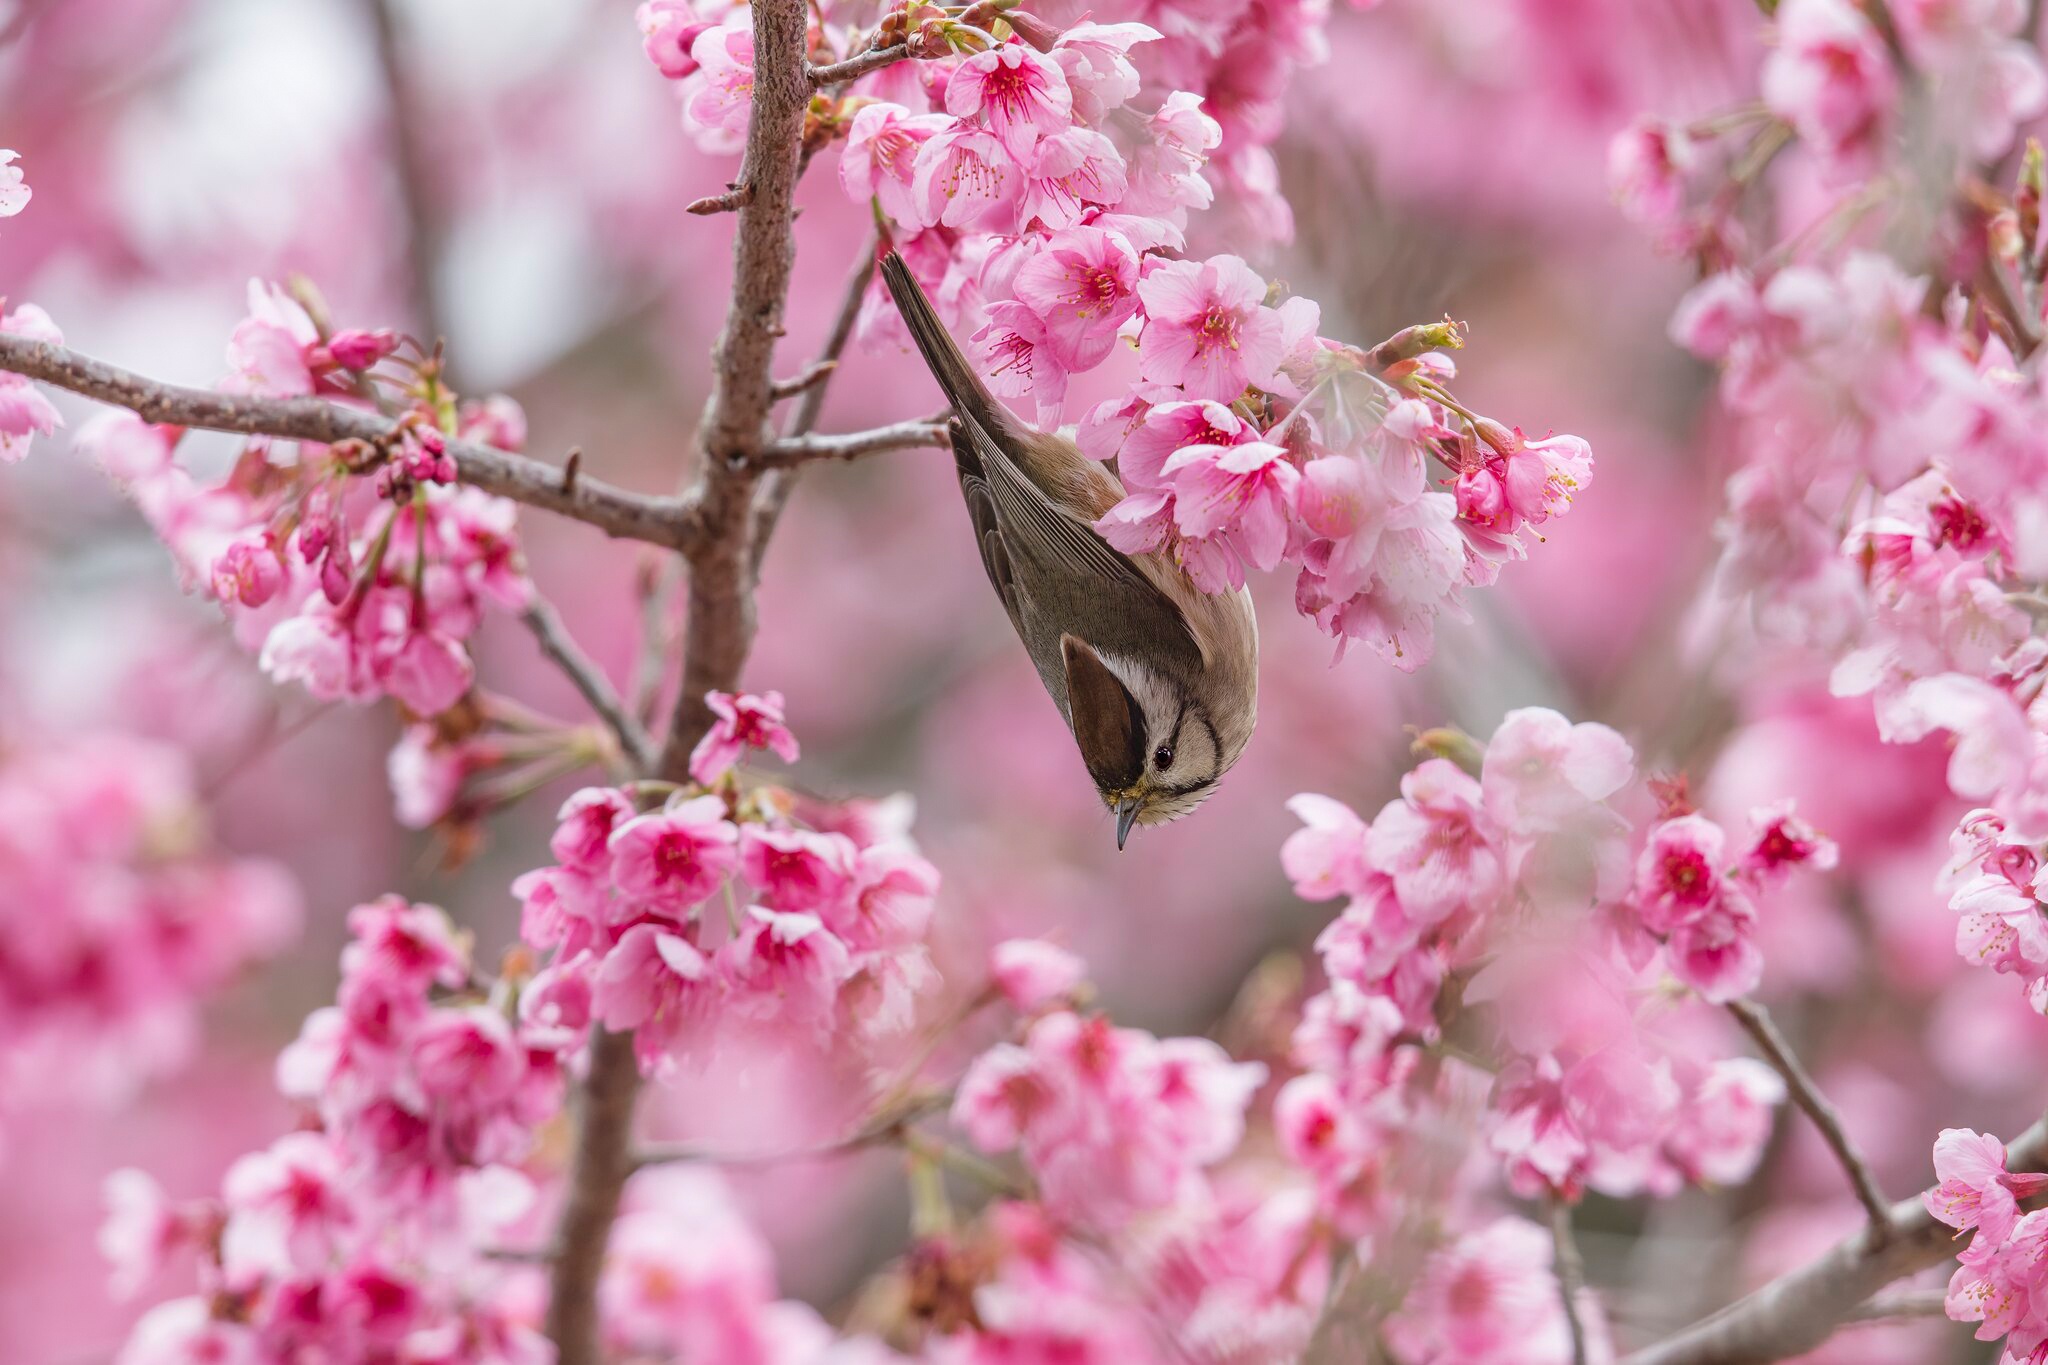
{"left": 1, "top": 0, "right": 2037, "bottom": 1359}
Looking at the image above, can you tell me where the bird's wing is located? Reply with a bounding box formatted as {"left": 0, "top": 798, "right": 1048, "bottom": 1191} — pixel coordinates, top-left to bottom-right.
{"left": 956, "top": 412, "right": 1203, "bottom": 670}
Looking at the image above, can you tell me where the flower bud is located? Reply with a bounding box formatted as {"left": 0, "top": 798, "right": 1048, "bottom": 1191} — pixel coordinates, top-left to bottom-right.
{"left": 1002, "top": 7, "right": 1063, "bottom": 51}
{"left": 325, "top": 327, "right": 401, "bottom": 371}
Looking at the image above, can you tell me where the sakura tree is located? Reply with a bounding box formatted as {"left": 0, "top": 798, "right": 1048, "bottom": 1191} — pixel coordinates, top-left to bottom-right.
{"left": 4, "top": 0, "right": 2048, "bottom": 1362}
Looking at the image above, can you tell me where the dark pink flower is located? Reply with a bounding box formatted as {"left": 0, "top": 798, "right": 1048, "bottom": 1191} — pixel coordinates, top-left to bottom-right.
{"left": 607, "top": 796, "right": 740, "bottom": 914}
{"left": 946, "top": 43, "right": 1074, "bottom": 158}
{"left": 688, "top": 689, "right": 799, "bottom": 785}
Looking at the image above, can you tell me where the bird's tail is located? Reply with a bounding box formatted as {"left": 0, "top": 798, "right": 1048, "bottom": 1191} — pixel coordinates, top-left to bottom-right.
{"left": 880, "top": 251, "right": 1003, "bottom": 434}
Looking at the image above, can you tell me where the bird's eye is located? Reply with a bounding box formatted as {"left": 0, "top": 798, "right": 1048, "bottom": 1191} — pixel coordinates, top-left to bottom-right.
{"left": 1153, "top": 744, "right": 1175, "bottom": 769}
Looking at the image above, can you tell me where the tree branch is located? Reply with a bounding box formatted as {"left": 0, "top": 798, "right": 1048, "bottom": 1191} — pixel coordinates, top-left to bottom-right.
{"left": 809, "top": 44, "right": 912, "bottom": 87}
{"left": 750, "top": 225, "right": 881, "bottom": 576}
{"left": 770, "top": 358, "right": 837, "bottom": 399}
{"left": 1551, "top": 1195, "right": 1591, "bottom": 1365}
{"left": 0, "top": 335, "right": 701, "bottom": 550}
{"left": 519, "top": 596, "right": 657, "bottom": 772}
{"left": 652, "top": 0, "right": 814, "bottom": 778}
{"left": 542, "top": 6, "right": 816, "bottom": 1360}
{"left": 1727, "top": 998, "right": 1892, "bottom": 1233}
{"left": 1622, "top": 1107, "right": 2048, "bottom": 1364}
{"left": 362, "top": 0, "right": 449, "bottom": 354}
{"left": 757, "top": 419, "right": 950, "bottom": 467}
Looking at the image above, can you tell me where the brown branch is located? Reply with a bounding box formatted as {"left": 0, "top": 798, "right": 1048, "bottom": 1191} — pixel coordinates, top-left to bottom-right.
{"left": 1727, "top": 998, "right": 1892, "bottom": 1234}
{"left": 687, "top": 181, "right": 755, "bottom": 216}
{"left": 1841, "top": 1289, "right": 1947, "bottom": 1324}
{"left": 652, "top": 0, "right": 813, "bottom": 778}
{"left": 1551, "top": 1196, "right": 1591, "bottom": 1365}
{"left": 750, "top": 225, "right": 881, "bottom": 577}
{"left": 809, "top": 43, "right": 912, "bottom": 87}
{"left": 542, "top": 1028, "right": 641, "bottom": 1365}
{"left": 519, "top": 597, "right": 656, "bottom": 772}
{"left": 770, "top": 358, "right": 837, "bottom": 399}
{"left": 362, "top": 0, "right": 449, "bottom": 354}
{"left": 757, "top": 419, "right": 949, "bottom": 466}
{"left": 0, "top": 335, "right": 701, "bottom": 550}
{"left": 1623, "top": 1107, "right": 2048, "bottom": 1364}
{"left": 544, "top": 5, "right": 816, "bottom": 1361}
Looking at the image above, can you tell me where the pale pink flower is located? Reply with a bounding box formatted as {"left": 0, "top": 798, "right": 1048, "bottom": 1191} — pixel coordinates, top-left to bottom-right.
{"left": 1273, "top": 1071, "right": 1372, "bottom": 1184}
{"left": 840, "top": 103, "right": 950, "bottom": 227}
{"left": 1741, "top": 800, "right": 1839, "bottom": 880}
{"left": 223, "top": 280, "right": 320, "bottom": 398}
{"left": 551, "top": 787, "right": 636, "bottom": 873}
{"left": 1017, "top": 126, "right": 1128, "bottom": 230}
{"left": 1664, "top": 1058, "right": 1785, "bottom": 1186}
{"left": 1367, "top": 760, "right": 1509, "bottom": 924}
{"left": 1137, "top": 254, "right": 1285, "bottom": 401}
{"left": 1158, "top": 440, "right": 1300, "bottom": 592}
{"left": 835, "top": 843, "right": 940, "bottom": 949}
{"left": 1281, "top": 794, "right": 1373, "bottom": 901}
{"left": 99, "top": 1169, "right": 185, "bottom": 1301}
{"left": 739, "top": 825, "right": 857, "bottom": 917}
{"left": 1926, "top": 1127, "right": 2048, "bottom": 1246}
{"left": 119, "top": 1299, "right": 259, "bottom": 1365}
{"left": 1608, "top": 118, "right": 1695, "bottom": 230}
{"left": 1634, "top": 815, "right": 1731, "bottom": 935}
{"left": 378, "top": 628, "right": 473, "bottom": 716}
{"left": 0, "top": 149, "right": 28, "bottom": 216}
{"left": 0, "top": 301, "right": 62, "bottom": 462}
{"left": 513, "top": 865, "right": 607, "bottom": 954}
{"left": 637, "top": 0, "right": 714, "bottom": 78}
{"left": 990, "top": 938, "right": 1086, "bottom": 1011}
{"left": 596, "top": 924, "right": 717, "bottom": 1068}
{"left": 607, "top": 795, "right": 740, "bottom": 914}
{"left": 1123, "top": 91, "right": 1221, "bottom": 221}
{"left": 1761, "top": 0, "right": 1897, "bottom": 167}
{"left": 971, "top": 299, "right": 1069, "bottom": 412}
{"left": 912, "top": 121, "right": 1019, "bottom": 228}
{"left": 1113, "top": 397, "right": 1254, "bottom": 490}
{"left": 1388, "top": 1218, "right": 1603, "bottom": 1365}
{"left": 343, "top": 896, "right": 469, "bottom": 991}
{"left": 1011, "top": 227, "right": 1140, "bottom": 373}
{"left": 719, "top": 907, "right": 854, "bottom": 1031}
{"left": 688, "top": 689, "right": 800, "bottom": 785}
{"left": 684, "top": 25, "right": 755, "bottom": 150}
{"left": 1666, "top": 895, "right": 1764, "bottom": 1001}
{"left": 1481, "top": 708, "right": 1635, "bottom": 838}
{"left": 1051, "top": 21, "right": 1158, "bottom": 123}
{"left": 1669, "top": 271, "right": 1761, "bottom": 361}
{"left": 219, "top": 1132, "right": 351, "bottom": 1275}
{"left": 946, "top": 43, "right": 1074, "bottom": 158}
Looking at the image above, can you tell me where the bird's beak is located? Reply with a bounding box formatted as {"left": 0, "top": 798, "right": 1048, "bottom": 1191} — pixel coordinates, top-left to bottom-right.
{"left": 1115, "top": 797, "right": 1141, "bottom": 851}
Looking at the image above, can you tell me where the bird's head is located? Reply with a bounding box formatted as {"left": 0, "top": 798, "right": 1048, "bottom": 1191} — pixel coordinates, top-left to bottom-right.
{"left": 1060, "top": 635, "right": 1226, "bottom": 850}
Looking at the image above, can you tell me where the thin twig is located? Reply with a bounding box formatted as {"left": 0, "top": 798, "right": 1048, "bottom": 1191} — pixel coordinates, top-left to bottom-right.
{"left": 756, "top": 419, "right": 950, "bottom": 467}
{"left": 630, "top": 553, "right": 676, "bottom": 728}
{"left": 519, "top": 597, "right": 657, "bottom": 772}
{"left": 750, "top": 225, "right": 881, "bottom": 577}
{"left": 1727, "top": 998, "right": 1892, "bottom": 1234}
{"left": 769, "top": 358, "right": 837, "bottom": 399}
{"left": 0, "top": 336, "right": 701, "bottom": 550}
{"left": 632, "top": 1088, "right": 950, "bottom": 1170}
{"left": 687, "top": 182, "right": 755, "bottom": 216}
{"left": 362, "top": 0, "right": 449, "bottom": 353}
{"left": 1623, "top": 1107, "right": 2048, "bottom": 1364}
{"left": 809, "top": 43, "right": 911, "bottom": 86}
{"left": 1550, "top": 1195, "right": 1591, "bottom": 1365}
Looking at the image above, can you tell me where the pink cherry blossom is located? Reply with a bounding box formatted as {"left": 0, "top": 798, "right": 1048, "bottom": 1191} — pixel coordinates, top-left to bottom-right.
{"left": 1366, "top": 759, "right": 1510, "bottom": 925}
{"left": 1925, "top": 1127, "right": 2048, "bottom": 1246}
{"left": 912, "top": 121, "right": 1019, "bottom": 228}
{"left": 718, "top": 907, "right": 854, "bottom": 1032}
{"left": 0, "top": 301, "right": 62, "bottom": 462}
{"left": 990, "top": 938, "right": 1087, "bottom": 1011}
{"left": 0, "top": 148, "right": 28, "bottom": 216}
{"left": 970, "top": 298, "right": 1070, "bottom": 412}
{"left": 1608, "top": 118, "right": 1695, "bottom": 231}
{"left": 840, "top": 103, "right": 950, "bottom": 227}
{"left": 1387, "top": 1218, "right": 1607, "bottom": 1365}
{"left": 1761, "top": 0, "right": 1897, "bottom": 168}
{"left": 1157, "top": 440, "right": 1300, "bottom": 592}
{"left": 1051, "top": 21, "right": 1158, "bottom": 123}
{"left": 739, "top": 824, "right": 856, "bottom": 917}
{"left": 637, "top": 0, "right": 714, "bottom": 78}
{"left": 607, "top": 795, "right": 741, "bottom": 914}
{"left": 688, "top": 689, "right": 800, "bottom": 785}
{"left": 946, "top": 43, "right": 1074, "bottom": 158}
{"left": 1136, "top": 254, "right": 1285, "bottom": 402}
{"left": 1011, "top": 226, "right": 1140, "bottom": 372}
{"left": 683, "top": 24, "right": 755, "bottom": 151}
{"left": 1016, "top": 126, "right": 1128, "bottom": 230}
{"left": 1281, "top": 793, "right": 1373, "bottom": 901}
{"left": 551, "top": 787, "right": 636, "bottom": 873}
{"left": 595, "top": 924, "right": 717, "bottom": 1068}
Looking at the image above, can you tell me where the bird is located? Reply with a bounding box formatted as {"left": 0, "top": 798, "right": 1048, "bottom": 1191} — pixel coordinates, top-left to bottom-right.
{"left": 879, "top": 251, "right": 1259, "bottom": 850}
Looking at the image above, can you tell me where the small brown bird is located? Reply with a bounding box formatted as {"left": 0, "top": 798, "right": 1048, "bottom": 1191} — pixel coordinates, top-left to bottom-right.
{"left": 880, "top": 252, "right": 1259, "bottom": 849}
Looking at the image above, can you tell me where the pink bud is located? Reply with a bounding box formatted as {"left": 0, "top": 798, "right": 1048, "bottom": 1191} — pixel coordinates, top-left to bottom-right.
{"left": 210, "top": 538, "right": 286, "bottom": 608}
{"left": 325, "top": 328, "right": 401, "bottom": 371}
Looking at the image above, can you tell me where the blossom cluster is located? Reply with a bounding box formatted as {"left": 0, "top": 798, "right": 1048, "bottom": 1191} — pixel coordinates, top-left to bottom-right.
{"left": 103, "top": 897, "right": 555, "bottom": 1365}
{"left": 77, "top": 281, "right": 529, "bottom": 722}
{"left": 1616, "top": 0, "right": 2048, "bottom": 1027}
{"left": 636, "top": 0, "right": 1594, "bottom": 669}
{"left": 512, "top": 690, "right": 942, "bottom": 1074}
{"left": 1277, "top": 707, "right": 1821, "bottom": 1224}
{"left": 1926, "top": 1127, "right": 2048, "bottom": 1360}
{"left": 0, "top": 734, "right": 300, "bottom": 1149}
